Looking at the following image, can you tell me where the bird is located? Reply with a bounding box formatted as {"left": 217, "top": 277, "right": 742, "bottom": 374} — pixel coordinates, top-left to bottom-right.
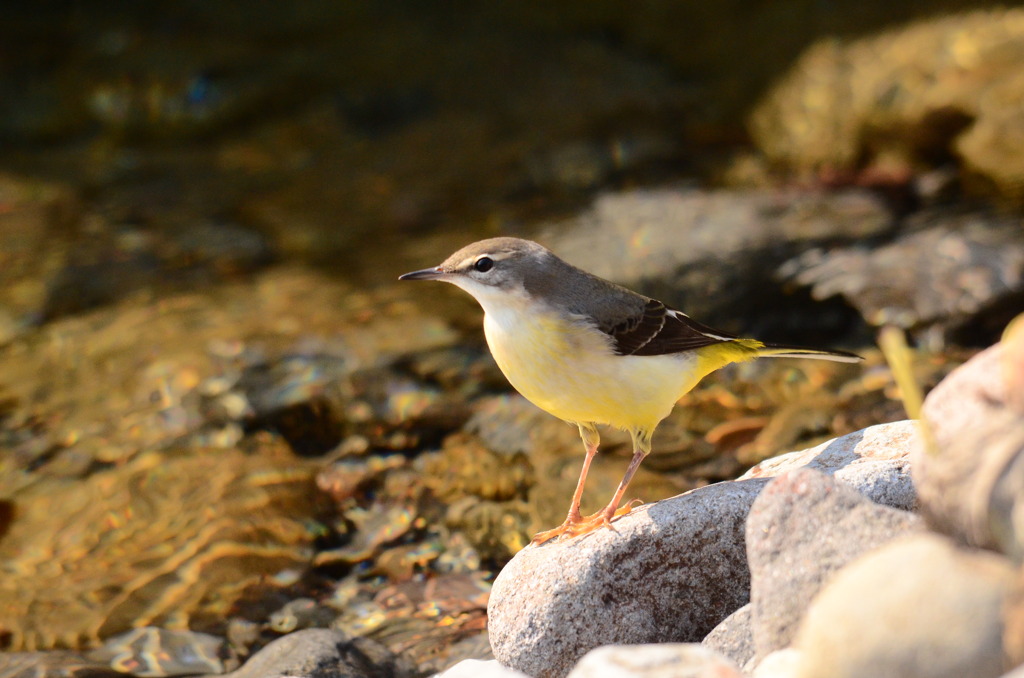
{"left": 400, "top": 237, "right": 861, "bottom": 544}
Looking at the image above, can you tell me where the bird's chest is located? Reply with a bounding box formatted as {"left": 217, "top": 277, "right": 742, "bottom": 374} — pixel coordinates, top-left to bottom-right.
{"left": 482, "top": 305, "right": 602, "bottom": 404}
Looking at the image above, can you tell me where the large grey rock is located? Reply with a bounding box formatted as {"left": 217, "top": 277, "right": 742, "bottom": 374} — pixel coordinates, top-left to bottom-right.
{"left": 543, "top": 187, "right": 888, "bottom": 336}
{"left": 487, "top": 479, "right": 768, "bottom": 678}
{"left": 701, "top": 603, "right": 753, "bottom": 669}
{"left": 740, "top": 420, "right": 918, "bottom": 510}
{"left": 914, "top": 336, "right": 1024, "bottom": 560}
{"left": 218, "top": 629, "right": 415, "bottom": 678}
{"left": 566, "top": 644, "right": 743, "bottom": 678}
{"left": 794, "top": 533, "right": 1015, "bottom": 678}
{"left": 747, "top": 468, "right": 922, "bottom": 660}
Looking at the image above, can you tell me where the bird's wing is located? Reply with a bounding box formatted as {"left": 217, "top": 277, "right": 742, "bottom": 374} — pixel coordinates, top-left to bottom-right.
{"left": 601, "top": 299, "right": 736, "bottom": 356}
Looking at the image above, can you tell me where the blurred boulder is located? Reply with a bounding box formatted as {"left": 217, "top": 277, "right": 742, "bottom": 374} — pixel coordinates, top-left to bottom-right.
{"left": 780, "top": 211, "right": 1024, "bottom": 344}
{"left": 750, "top": 8, "right": 1024, "bottom": 202}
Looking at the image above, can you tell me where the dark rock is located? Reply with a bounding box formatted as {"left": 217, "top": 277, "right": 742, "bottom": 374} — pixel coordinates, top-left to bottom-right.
{"left": 216, "top": 629, "right": 415, "bottom": 678}
{"left": 746, "top": 468, "right": 922, "bottom": 660}
{"left": 487, "top": 479, "right": 767, "bottom": 678}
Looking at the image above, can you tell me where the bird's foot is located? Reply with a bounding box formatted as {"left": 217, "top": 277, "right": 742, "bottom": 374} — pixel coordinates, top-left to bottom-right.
{"left": 530, "top": 499, "right": 642, "bottom": 545}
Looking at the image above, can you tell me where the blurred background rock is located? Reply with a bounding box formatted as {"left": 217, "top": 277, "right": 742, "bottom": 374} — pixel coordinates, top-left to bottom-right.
{"left": 1, "top": 1, "right": 1022, "bottom": 676}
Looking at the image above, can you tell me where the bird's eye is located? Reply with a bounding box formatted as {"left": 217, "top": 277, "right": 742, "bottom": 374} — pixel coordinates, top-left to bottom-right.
{"left": 473, "top": 256, "right": 494, "bottom": 273}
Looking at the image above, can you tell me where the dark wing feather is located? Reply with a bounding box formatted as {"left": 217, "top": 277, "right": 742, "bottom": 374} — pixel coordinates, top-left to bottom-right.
{"left": 604, "top": 299, "right": 736, "bottom": 356}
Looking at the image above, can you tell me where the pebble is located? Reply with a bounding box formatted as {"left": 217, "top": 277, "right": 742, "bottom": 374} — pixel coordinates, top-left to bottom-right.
{"left": 700, "top": 603, "right": 753, "bottom": 669}
{"left": 566, "top": 644, "right": 743, "bottom": 678}
{"left": 433, "top": 659, "right": 530, "bottom": 678}
{"left": 216, "top": 629, "right": 416, "bottom": 678}
{"left": 794, "top": 533, "right": 1015, "bottom": 678}
{"left": 751, "top": 648, "right": 802, "bottom": 678}
{"left": 487, "top": 478, "right": 766, "bottom": 678}
{"left": 745, "top": 468, "right": 922, "bottom": 660}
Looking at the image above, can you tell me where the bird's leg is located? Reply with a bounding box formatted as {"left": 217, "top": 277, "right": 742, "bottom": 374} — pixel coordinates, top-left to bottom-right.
{"left": 567, "top": 428, "right": 652, "bottom": 536}
{"left": 530, "top": 424, "right": 600, "bottom": 545}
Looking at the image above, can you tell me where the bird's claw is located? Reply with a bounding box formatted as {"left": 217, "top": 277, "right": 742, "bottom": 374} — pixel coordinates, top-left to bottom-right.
{"left": 530, "top": 499, "right": 643, "bottom": 545}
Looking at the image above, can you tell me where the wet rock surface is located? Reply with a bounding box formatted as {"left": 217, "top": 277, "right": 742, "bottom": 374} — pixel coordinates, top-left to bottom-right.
{"left": 0, "top": 446, "right": 320, "bottom": 651}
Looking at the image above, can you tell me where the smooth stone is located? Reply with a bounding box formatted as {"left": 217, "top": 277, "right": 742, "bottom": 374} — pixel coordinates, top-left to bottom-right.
{"left": 740, "top": 420, "right": 918, "bottom": 510}
{"left": 433, "top": 659, "right": 529, "bottom": 678}
{"left": 488, "top": 479, "right": 768, "bottom": 678}
{"left": 566, "top": 644, "right": 743, "bottom": 678}
{"left": 794, "top": 533, "right": 1015, "bottom": 678}
{"left": 751, "top": 649, "right": 803, "bottom": 678}
{"left": 747, "top": 468, "right": 922, "bottom": 660}
{"left": 217, "top": 629, "right": 416, "bottom": 678}
{"left": 701, "top": 603, "right": 753, "bottom": 668}
{"left": 913, "top": 337, "right": 1024, "bottom": 560}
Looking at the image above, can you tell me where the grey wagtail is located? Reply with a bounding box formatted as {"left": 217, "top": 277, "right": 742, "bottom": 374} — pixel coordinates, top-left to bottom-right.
{"left": 400, "top": 237, "right": 861, "bottom": 544}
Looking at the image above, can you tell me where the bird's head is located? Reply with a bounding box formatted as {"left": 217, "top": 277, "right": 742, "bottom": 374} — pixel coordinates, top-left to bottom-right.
{"left": 399, "top": 237, "right": 555, "bottom": 306}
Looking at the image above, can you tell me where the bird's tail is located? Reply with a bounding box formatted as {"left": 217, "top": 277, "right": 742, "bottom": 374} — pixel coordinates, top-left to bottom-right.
{"left": 757, "top": 342, "right": 863, "bottom": 364}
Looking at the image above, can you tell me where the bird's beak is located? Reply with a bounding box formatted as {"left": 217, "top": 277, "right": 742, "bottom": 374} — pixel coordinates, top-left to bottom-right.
{"left": 398, "top": 267, "right": 447, "bottom": 281}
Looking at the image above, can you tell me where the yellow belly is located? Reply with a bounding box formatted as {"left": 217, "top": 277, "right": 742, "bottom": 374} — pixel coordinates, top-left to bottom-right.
{"left": 483, "top": 306, "right": 712, "bottom": 432}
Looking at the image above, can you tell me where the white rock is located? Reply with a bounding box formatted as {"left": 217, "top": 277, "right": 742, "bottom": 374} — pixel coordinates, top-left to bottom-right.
{"left": 739, "top": 420, "right": 918, "bottom": 510}
{"left": 752, "top": 648, "right": 803, "bottom": 678}
{"left": 433, "top": 659, "right": 530, "bottom": 678}
{"left": 567, "top": 644, "right": 742, "bottom": 678}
